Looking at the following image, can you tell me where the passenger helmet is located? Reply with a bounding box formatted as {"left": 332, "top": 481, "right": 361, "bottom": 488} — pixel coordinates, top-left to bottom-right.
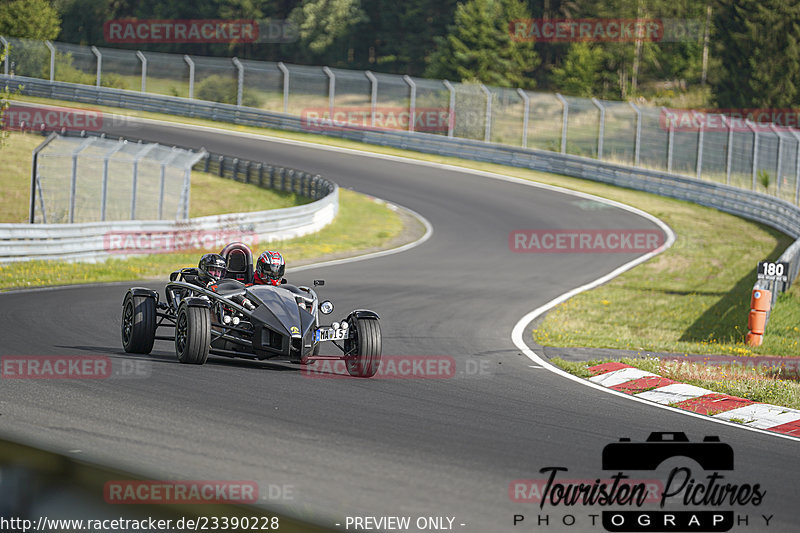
{"left": 198, "top": 253, "right": 227, "bottom": 284}
{"left": 255, "top": 251, "right": 285, "bottom": 285}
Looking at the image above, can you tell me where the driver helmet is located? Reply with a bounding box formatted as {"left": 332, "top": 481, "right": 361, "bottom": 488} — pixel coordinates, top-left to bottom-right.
{"left": 255, "top": 251, "right": 285, "bottom": 286}
{"left": 198, "top": 253, "right": 227, "bottom": 284}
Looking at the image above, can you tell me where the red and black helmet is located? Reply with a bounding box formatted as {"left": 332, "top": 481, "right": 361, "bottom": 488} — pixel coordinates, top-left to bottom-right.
{"left": 255, "top": 251, "right": 285, "bottom": 285}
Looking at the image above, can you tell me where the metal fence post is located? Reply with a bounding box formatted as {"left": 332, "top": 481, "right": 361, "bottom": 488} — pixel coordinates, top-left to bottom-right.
{"left": 662, "top": 106, "right": 674, "bottom": 172}
{"left": 322, "top": 66, "right": 335, "bottom": 117}
{"left": 747, "top": 120, "right": 759, "bottom": 190}
{"left": 90, "top": 46, "right": 102, "bottom": 87}
{"left": 694, "top": 111, "right": 704, "bottom": 179}
{"left": 184, "top": 55, "right": 195, "bottom": 99}
{"left": 181, "top": 167, "right": 191, "bottom": 219}
{"left": 101, "top": 140, "right": 125, "bottom": 221}
{"left": 136, "top": 51, "right": 147, "bottom": 92}
{"left": 722, "top": 115, "right": 733, "bottom": 185}
{"left": 232, "top": 57, "right": 244, "bottom": 107}
{"left": 69, "top": 137, "right": 96, "bottom": 223}
{"left": 277, "top": 62, "right": 289, "bottom": 113}
{"left": 443, "top": 80, "right": 455, "bottom": 138}
{"left": 555, "top": 93, "right": 568, "bottom": 154}
{"left": 159, "top": 150, "right": 180, "bottom": 219}
{"left": 29, "top": 132, "right": 58, "bottom": 224}
{"left": 516, "top": 88, "right": 529, "bottom": 148}
{"left": 131, "top": 143, "right": 156, "bottom": 219}
{"left": 44, "top": 41, "right": 55, "bottom": 81}
{"left": 629, "top": 102, "right": 641, "bottom": 166}
{"left": 0, "top": 36, "right": 8, "bottom": 76}
{"left": 791, "top": 130, "right": 800, "bottom": 205}
{"left": 365, "top": 71, "right": 378, "bottom": 128}
{"left": 591, "top": 98, "right": 605, "bottom": 159}
{"left": 403, "top": 75, "right": 416, "bottom": 133}
{"left": 480, "top": 84, "right": 492, "bottom": 142}
{"left": 771, "top": 125, "right": 783, "bottom": 194}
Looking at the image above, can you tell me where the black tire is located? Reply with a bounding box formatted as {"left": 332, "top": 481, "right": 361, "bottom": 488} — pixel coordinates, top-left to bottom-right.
{"left": 121, "top": 292, "right": 156, "bottom": 354}
{"left": 175, "top": 303, "right": 210, "bottom": 365}
{"left": 345, "top": 318, "right": 382, "bottom": 377}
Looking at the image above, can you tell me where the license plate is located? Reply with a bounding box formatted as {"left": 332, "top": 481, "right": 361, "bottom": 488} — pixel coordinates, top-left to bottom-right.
{"left": 315, "top": 327, "right": 349, "bottom": 341}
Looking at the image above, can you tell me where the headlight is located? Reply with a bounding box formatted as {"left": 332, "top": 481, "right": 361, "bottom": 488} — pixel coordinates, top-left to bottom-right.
{"left": 223, "top": 315, "right": 232, "bottom": 325}
{"left": 320, "top": 300, "right": 334, "bottom": 314}
{"left": 332, "top": 322, "right": 340, "bottom": 329}
{"left": 340, "top": 321, "right": 349, "bottom": 330}
{"left": 232, "top": 317, "right": 240, "bottom": 326}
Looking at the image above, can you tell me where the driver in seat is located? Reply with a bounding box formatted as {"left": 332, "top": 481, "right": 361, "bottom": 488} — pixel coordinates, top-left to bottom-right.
{"left": 254, "top": 250, "right": 313, "bottom": 311}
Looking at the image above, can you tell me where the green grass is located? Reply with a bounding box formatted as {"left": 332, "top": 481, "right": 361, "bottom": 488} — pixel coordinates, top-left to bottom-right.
{"left": 7, "top": 94, "right": 800, "bottom": 358}
{"left": 551, "top": 356, "right": 800, "bottom": 411}
{"left": 0, "top": 189, "right": 402, "bottom": 290}
{"left": 0, "top": 133, "right": 42, "bottom": 222}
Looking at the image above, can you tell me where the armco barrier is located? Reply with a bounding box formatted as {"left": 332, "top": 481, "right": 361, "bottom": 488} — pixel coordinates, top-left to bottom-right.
{"left": 3, "top": 75, "right": 799, "bottom": 333}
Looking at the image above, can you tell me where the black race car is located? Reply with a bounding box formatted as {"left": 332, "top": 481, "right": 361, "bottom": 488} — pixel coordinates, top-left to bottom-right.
{"left": 120, "top": 243, "right": 382, "bottom": 377}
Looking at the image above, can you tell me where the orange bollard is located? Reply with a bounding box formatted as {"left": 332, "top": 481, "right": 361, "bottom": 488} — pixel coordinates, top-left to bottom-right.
{"left": 751, "top": 289, "right": 772, "bottom": 312}
{"left": 746, "top": 332, "right": 763, "bottom": 347}
{"left": 748, "top": 310, "right": 767, "bottom": 335}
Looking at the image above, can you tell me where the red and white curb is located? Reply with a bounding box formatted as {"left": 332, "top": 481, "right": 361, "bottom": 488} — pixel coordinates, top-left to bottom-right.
{"left": 588, "top": 362, "right": 800, "bottom": 437}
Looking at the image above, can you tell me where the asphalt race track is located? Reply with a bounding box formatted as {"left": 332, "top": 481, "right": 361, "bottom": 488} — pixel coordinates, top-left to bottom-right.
{"left": 1, "top": 114, "right": 797, "bottom": 532}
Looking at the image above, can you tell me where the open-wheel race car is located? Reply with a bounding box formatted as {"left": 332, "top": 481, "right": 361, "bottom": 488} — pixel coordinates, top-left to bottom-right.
{"left": 120, "top": 243, "right": 382, "bottom": 377}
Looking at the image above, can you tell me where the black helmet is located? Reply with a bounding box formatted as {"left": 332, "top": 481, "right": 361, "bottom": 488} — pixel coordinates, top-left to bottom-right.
{"left": 198, "top": 253, "right": 227, "bottom": 284}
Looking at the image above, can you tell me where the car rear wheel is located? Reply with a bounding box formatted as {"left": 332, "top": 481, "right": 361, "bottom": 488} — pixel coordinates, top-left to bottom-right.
{"left": 175, "top": 303, "right": 210, "bottom": 365}
{"left": 345, "top": 317, "right": 381, "bottom": 377}
{"left": 121, "top": 292, "right": 156, "bottom": 354}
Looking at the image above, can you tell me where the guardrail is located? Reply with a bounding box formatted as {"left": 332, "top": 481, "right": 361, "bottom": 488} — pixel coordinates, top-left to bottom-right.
{"left": 0, "top": 129, "right": 338, "bottom": 263}
{"left": 3, "top": 75, "right": 798, "bottom": 336}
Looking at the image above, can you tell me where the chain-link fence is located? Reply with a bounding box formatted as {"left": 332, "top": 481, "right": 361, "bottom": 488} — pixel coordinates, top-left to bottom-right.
{"left": 5, "top": 36, "right": 800, "bottom": 211}
{"left": 31, "top": 134, "right": 205, "bottom": 224}
{"left": 5, "top": 36, "right": 799, "bottom": 208}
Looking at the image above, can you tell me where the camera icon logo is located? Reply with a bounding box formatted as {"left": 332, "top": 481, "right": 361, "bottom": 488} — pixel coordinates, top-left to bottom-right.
{"left": 602, "top": 432, "right": 734, "bottom": 471}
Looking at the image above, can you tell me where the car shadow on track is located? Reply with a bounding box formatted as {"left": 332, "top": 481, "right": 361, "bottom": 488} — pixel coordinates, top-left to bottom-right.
{"left": 55, "top": 344, "right": 300, "bottom": 373}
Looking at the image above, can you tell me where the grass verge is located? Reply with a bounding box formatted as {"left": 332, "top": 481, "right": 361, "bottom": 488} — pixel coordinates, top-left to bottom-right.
{"left": 551, "top": 356, "right": 800, "bottom": 411}
{"left": 0, "top": 189, "right": 402, "bottom": 290}
{"left": 8, "top": 95, "right": 800, "bottom": 357}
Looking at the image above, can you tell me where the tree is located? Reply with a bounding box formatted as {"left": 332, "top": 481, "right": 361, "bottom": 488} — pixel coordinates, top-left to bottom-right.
{"left": 425, "top": 0, "right": 539, "bottom": 89}
{"left": 711, "top": 0, "right": 800, "bottom": 110}
{"left": 0, "top": 0, "right": 60, "bottom": 40}
{"left": 550, "top": 42, "right": 606, "bottom": 96}
{"left": 288, "top": 0, "right": 368, "bottom": 60}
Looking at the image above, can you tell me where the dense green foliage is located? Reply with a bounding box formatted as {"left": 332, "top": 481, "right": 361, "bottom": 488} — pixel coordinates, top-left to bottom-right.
{"left": 0, "top": 1, "right": 797, "bottom": 107}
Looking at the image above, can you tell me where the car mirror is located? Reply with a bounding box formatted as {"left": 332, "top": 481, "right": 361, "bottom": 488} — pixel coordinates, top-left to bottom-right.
{"left": 314, "top": 280, "right": 325, "bottom": 286}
